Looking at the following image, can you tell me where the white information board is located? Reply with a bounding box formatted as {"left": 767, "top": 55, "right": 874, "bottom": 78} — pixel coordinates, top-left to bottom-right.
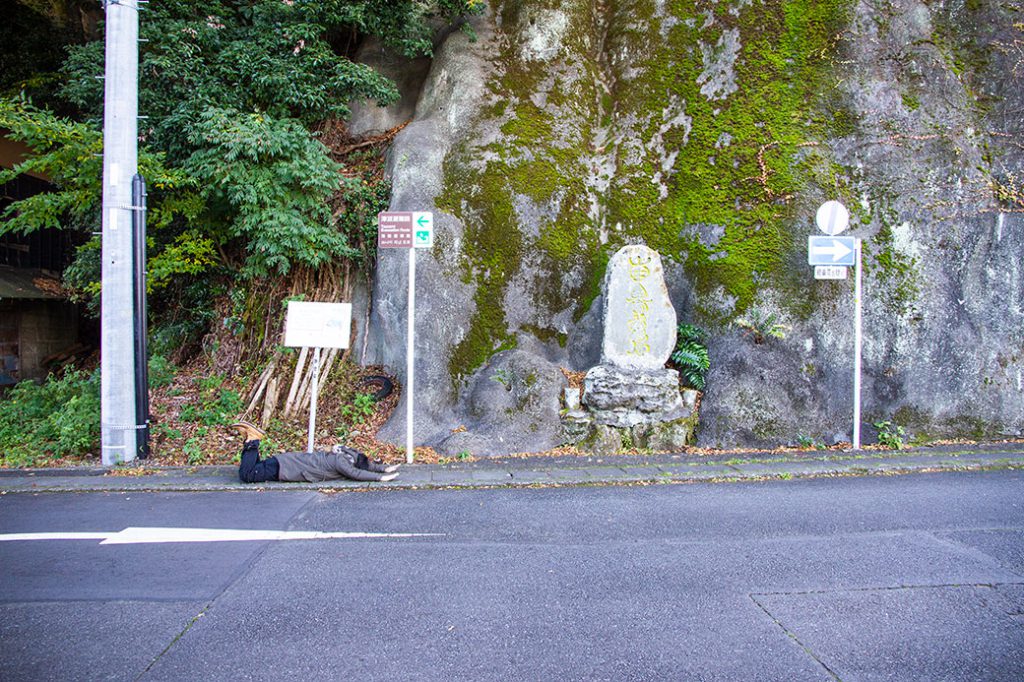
{"left": 284, "top": 302, "right": 352, "bottom": 350}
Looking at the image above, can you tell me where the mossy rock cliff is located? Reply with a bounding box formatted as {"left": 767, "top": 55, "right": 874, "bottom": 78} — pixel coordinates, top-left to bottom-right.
{"left": 359, "top": 0, "right": 1024, "bottom": 453}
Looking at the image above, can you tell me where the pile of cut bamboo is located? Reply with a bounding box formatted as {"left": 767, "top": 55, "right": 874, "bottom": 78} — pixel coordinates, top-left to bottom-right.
{"left": 243, "top": 261, "right": 363, "bottom": 426}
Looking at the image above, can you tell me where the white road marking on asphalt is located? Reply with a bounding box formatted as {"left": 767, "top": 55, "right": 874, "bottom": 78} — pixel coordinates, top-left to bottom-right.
{"left": 0, "top": 527, "right": 442, "bottom": 545}
{"left": 0, "top": 532, "right": 114, "bottom": 542}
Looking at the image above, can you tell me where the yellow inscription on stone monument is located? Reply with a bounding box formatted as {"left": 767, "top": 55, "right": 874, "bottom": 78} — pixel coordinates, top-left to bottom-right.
{"left": 626, "top": 254, "right": 653, "bottom": 356}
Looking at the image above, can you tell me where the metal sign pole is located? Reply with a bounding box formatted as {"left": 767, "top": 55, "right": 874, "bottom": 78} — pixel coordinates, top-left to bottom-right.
{"left": 812, "top": 201, "right": 862, "bottom": 449}
{"left": 406, "top": 248, "right": 415, "bottom": 464}
{"left": 377, "top": 210, "right": 431, "bottom": 465}
{"left": 307, "top": 347, "right": 321, "bottom": 453}
{"left": 853, "top": 239, "right": 863, "bottom": 449}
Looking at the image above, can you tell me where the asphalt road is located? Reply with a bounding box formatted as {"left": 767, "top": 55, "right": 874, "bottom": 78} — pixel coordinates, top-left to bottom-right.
{"left": 1, "top": 470, "right": 1022, "bottom": 680}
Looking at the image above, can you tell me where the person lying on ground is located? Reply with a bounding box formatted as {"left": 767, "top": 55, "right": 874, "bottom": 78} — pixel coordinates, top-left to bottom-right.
{"left": 231, "top": 421, "right": 400, "bottom": 484}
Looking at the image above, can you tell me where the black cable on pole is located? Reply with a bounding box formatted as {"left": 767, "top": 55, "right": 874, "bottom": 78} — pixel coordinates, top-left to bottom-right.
{"left": 132, "top": 174, "right": 150, "bottom": 459}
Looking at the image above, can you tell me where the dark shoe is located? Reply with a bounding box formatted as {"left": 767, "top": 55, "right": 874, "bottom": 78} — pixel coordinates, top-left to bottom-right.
{"left": 230, "top": 420, "right": 266, "bottom": 442}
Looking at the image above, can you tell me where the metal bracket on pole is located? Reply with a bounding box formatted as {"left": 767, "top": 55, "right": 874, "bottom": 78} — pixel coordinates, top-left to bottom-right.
{"left": 132, "top": 174, "right": 149, "bottom": 459}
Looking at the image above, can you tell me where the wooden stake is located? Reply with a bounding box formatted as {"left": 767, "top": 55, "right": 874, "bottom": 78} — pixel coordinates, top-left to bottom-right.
{"left": 283, "top": 347, "right": 309, "bottom": 418}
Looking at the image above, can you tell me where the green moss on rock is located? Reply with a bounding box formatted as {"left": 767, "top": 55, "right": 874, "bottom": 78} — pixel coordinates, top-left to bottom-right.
{"left": 436, "top": 0, "right": 855, "bottom": 387}
{"left": 605, "top": 0, "right": 854, "bottom": 318}
{"left": 864, "top": 198, "right": 922, "bottom": 317}
{"left": 437, "top": 155, "right": 523, "bottom": 387}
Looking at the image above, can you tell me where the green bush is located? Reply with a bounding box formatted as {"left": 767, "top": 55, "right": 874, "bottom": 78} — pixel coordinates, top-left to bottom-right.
{"left": 148, "top": 354, "right": 177, "bottom": 389}
{"left": 873, "top": 421, "right": 907, "bottom": 450}
{"left": 670, "top": 324, "right": 710, "bottom": 391}
{"left": 734, "top": 309, "right": 790, "bottom": 344}
{"left": 796, "top": 434, "right": 826, "bottom": 450}
{"left": 2, "top": 0, "right": 485, "bottom": 323}
{"left": 179, "top": 375, "right": 244, "bottom": 426}
{"left": 342, "top": 392, "right": 376, "bottom": 425}
{"left": 335, "top": 392, "right": 377, "bottom": 441}
{"left": 0, "top": 369, "right": 100, "bottom": 466}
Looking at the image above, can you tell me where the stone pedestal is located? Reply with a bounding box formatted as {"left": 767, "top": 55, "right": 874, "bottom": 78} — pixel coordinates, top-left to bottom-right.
{"left": 582, "top": 364, "right": 685, "bottom": 428}
{"left": 561, "top": 412, "right": 699, "bottom": 455}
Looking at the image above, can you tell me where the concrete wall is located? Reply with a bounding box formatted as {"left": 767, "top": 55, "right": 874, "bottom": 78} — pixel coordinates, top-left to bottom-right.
{"left": 0, "top": 301, "right": 17, "bottom": 385}
{"left": 0, "top": 300, "right": 79, "bottom": 383}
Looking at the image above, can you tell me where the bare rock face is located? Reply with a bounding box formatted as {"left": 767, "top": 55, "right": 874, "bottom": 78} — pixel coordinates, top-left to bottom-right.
{"left": 353, "top": 16, "right": 495, "bottom": 449}
{"left": 358, "top": 0, "right": 1024, "bottom": 453}
{"left": 436, "top": 348, "right": 567, "bottom": 456}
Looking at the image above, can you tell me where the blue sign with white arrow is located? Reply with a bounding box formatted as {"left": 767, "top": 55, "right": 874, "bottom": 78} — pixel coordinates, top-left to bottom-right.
{"left": 807, "top": 235, "right": 856, "bottom": 266}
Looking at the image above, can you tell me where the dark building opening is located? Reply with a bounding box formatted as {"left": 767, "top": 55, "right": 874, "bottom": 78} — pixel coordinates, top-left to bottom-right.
{"left": 1, "top": 144, "right": 92, "bottom": 387}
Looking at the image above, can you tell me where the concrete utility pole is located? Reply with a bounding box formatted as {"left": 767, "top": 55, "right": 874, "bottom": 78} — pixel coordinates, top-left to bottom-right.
{"left": 100, "top": 0, "right": 140, "bottom": 465}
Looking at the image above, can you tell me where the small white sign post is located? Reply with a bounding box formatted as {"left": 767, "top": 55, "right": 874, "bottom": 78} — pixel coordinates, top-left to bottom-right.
{"left": 853, "top": 240, "right": 863, "bottom": 449}
{"left": 284, "top": 302, "right": 352, "bottom": 452}
{"left": 379, "top": 211, "right": 433, "bottom": 464}
{"left": 810, "top": 200, "right": 863, "bottom": 449}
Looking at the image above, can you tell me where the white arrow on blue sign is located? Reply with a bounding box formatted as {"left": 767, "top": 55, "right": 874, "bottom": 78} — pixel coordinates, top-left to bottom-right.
{"left": 808, "top": 235, "right": 856, "bottom": 266}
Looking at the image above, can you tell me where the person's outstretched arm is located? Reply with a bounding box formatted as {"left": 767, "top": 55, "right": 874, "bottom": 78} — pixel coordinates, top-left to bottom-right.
{"left": 332, "top": 445, "right": 400, "bottom": 474}
{"left": 329, "top": 450, "right": 397, "bottom": 482}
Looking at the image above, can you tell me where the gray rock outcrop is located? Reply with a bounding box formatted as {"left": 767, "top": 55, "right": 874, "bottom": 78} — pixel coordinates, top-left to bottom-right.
{"left": 355, "top": 0, "right": 1024, "bottom": 453}
{"left": 437, "top": 348, "right": 567, "bottom": 456}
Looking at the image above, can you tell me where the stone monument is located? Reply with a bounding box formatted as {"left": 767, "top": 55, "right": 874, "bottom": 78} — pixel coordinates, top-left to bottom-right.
{"left": 563, "top": 245, "right": 698, "bottom": 452}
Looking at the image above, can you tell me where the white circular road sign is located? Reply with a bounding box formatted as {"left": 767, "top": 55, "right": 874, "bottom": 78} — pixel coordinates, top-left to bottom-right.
{"left": 816, "top": 200, "right": 850, "bottom": 236}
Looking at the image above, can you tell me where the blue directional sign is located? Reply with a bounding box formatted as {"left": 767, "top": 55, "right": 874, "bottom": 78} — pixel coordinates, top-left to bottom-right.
{"left": 807, "top": 235, "right": 856, "bottom": 266}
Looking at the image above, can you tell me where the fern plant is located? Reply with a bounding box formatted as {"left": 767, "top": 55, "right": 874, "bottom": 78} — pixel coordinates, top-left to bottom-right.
{"left": 734, "top": 309, "right": 790, "bottom": 344}
{"left": 670, "top": 324, "right": 710, "bottom": 391}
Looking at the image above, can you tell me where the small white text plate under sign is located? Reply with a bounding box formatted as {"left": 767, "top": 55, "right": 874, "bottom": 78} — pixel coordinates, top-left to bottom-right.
{"left": 814, "top": 265, "right": 848, "bottom": 280}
